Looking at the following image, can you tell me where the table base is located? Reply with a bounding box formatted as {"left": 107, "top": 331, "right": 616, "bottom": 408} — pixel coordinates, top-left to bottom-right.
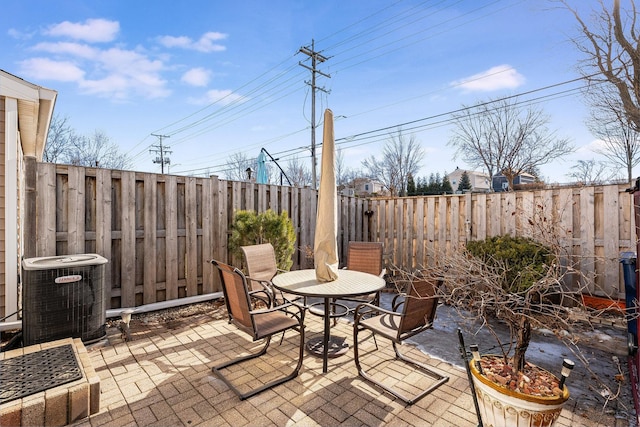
{"left": 306, "top": 336, "right": 349, "bottom": 358}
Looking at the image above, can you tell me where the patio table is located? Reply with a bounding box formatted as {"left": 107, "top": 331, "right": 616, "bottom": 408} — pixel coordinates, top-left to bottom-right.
{"left": 271, "top": 269, "right": 385, "bottom": 373}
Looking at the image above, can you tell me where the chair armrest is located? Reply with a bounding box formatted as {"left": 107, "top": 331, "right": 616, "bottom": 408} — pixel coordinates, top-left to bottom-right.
{"left": 250, "top": 301, "right": 305, "bottom": 323}
{"left": 353, "top": 302, "right": 399, "bottom": 324}
{"left": 248, "top": 289, "right": 273, "bottom": 308}
{"left": 245, "top": 277, "right": 274, "bottom": 307}
{"left": 246, "top": 276, "right": 272, "bottom": 290}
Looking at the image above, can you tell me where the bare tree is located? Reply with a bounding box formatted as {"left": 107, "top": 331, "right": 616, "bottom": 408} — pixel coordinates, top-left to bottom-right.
{"left": 566, "top": 159, "right": 615, "bottom": 184}
{"left": 335, "top": 148, "right": 347, "bottom": 187}
{"left": 285, "top": 156, "right": 312, "bottom": 187}
{"left": 44, "top": 115, "right": 132, "bottom": 169}
{"left": 67, "top": 130, "right": 132, "bottom": 169}
{"left": 361, "top": 129, "right": 425, "bottom": 196}
{"left": 585, "top": 94, "right": 640, "bottom": 184}
{"left": 448, "top": 97, "right": 574, "bottom": 190}
{"left": 43, "top": 115, "right": 73, "bottom": 163}
{"left": 224, "top": 152, "right": 253, "bottom": 181}
{"left": 563, "top": 0, "right": 640, "bottom": 131}
{"left": 335, "top": 148, "right": 360, "bottom": 188}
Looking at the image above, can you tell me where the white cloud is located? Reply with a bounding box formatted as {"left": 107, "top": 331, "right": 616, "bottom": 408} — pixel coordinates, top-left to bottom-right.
{"left": 8, "top": 28, "right": 33, "bottom": 40}
{"left": 98, "top": 48, "right": 163, "bottom": 74}
{"left": 158, "top": 31, "right": 227, "bottom": 53}
{"left": 20, "top": 46, "right": 170, "bottom": 100}
{"left": 181, "top": 68, "right": 211, "bottom": 86}
{"left": 45, "top": 18, "right": 120, "bottom": 43}
{"left": 79, "top": 48, "right": 170, "bottom": 99}
{"left": 79, "top": 71, "right": 170, "bottom": 100}
{"left": 19, "top": 58, "right": 85, "bottom": 82}
{"left": 158, "top": 35, "right": 191, "bottom": 49}
{"left": 575, "top": 139, "right": 606, "bottom": 158}
{"left": 451, "top": 65, "right": 525, "bottom": 92}
{"left": 189, "top": 89, "right": 247, "bottom": 105}
{"left": 32, "top": 41, "right": 98, "bottom": 59}
{"left": 195, "top": 32, "right": 227, "bottom": 52}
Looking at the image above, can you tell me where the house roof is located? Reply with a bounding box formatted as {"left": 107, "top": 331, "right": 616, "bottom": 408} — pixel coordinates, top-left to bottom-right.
{"left": 0, "top": 69, "right": 57, "bottom": 160}
{"left": 448, "top": 168, "right": 489, "bottom": 178}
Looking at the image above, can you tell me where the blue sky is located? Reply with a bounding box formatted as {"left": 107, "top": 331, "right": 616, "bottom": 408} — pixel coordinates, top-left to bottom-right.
{"left": 2, "top": 0, "right": 623, "bottom": 183}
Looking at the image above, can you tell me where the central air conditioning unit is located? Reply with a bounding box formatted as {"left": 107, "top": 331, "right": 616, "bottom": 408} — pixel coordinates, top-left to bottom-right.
{"left": 21, "top": 254, "right": 109, "bottom": 346}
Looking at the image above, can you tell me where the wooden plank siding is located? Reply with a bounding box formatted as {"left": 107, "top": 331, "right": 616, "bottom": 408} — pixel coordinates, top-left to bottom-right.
{"left": 27, "top": 164, "right": 634, "bottom": 311}
{"left": 0, "top": 98, "right": 4, "bottom": 318}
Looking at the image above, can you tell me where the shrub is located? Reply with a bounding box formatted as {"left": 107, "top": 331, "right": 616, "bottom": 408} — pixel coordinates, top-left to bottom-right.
{"left": 228, "top": 209, "right": 296, "bottom": 271}
{"left": 466, "top": 235, "right": 552, "bottom": 293}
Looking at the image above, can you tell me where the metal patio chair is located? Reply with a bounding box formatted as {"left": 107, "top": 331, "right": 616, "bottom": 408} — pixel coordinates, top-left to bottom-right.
{"left": 210, "top": 259, "right": 305, "bottom": 400}
{"left": 241, "top": 243, "right": 304, "bottom": 307}
{"left": 353, "top": 275, "right": 449, "bottom": 405}
{"left": 331, "top": 241, "right": 385, "bottom": 323}
{"left": 341, "top": 241, "right": 385, "bottom": 305}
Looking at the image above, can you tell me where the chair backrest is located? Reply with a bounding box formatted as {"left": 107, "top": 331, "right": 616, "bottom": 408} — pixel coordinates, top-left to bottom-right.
{"left": 398, "top": 277, "right": 439, "bottom": 339}
{"left": 241, "top": 243, "right": 278, "bottom": 289}
{"left": 211, "top": 260, "right": 254, "bottom": 330}
{"left": 347, "top": 241, "right": 384, "bottom": 276}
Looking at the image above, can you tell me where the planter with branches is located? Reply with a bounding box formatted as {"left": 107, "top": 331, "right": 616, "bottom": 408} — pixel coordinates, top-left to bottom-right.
{"left": 391, "top": 205, "right": 626, "bottom": 426}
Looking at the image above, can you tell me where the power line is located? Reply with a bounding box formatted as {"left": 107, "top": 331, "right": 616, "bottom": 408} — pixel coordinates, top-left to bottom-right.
{"left": 172, "top": 77, "right": 592, "bottom": 177}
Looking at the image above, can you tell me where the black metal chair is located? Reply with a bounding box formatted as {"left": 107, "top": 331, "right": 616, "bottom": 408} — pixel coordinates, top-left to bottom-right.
{"left": 241, "top": 243, "right": 304, "bottom": 307}
{"left": 353, "top": 275, "right": 449, "bottom": 405}
{"left": 210, "top": 259, "right": 305, "bottom": 400}
{"left": 336, "top": 241, "right": 386, "bottom": 309}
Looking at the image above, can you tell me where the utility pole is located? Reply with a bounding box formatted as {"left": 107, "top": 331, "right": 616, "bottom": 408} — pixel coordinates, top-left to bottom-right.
{"left": 299, "top": 39, "right": 330, "bottom": 189}
{"left": 150, "top": 134, "right": 171, "bottom": 174}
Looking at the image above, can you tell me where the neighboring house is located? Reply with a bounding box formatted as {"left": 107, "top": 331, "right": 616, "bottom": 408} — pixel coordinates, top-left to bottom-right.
{"left": 0, "top": 70, "right": 57, "bottom": 321}
{"left": 447, "top": 167, "right": 491, "bottom": 192}
{"left": 341, "top": 178, "right": 385, "bottom": 197}
{"left": 492, "top": 172, "right": 536, "bottom": 192}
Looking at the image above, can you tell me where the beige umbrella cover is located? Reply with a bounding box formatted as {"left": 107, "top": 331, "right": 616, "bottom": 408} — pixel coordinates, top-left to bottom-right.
{"left": 314, "top": 108, "right": 339, "bottom": 282}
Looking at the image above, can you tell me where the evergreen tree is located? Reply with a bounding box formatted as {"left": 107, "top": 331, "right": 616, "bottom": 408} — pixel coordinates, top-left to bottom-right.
{"left": 415, "top": 176, "right": 425, "bottom": 195}
{"left": 406, "top": 173, "right": 416, "bottom": 196}
{"left": 442, "top": 174, "right": 453, "bottom": 194}
{"left": 457, "top": 171, "right": 472, "bottom": 192}
{"left": 426, "top": 173, "right": 441, "bottom": 195}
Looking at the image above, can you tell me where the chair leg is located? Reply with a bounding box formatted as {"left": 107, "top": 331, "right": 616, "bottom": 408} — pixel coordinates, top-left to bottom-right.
{"left": 353, "top": 325, "right": 449, "bottom": 405}
{"left": 212, "top": 326, "right": 305, "bottom": 400}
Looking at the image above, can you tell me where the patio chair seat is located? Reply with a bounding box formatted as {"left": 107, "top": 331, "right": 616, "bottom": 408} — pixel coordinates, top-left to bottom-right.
{"left": 353, "top": 274, "right": 449, "bottom": 405}
{"left": 252, "top": 311, "right": 300, "bottom": 337}
{"left": 330, "top": 241, "right": 385, "bottom": 329}
{"left": 210, "top": 259, "right": 305, "bottom": 400}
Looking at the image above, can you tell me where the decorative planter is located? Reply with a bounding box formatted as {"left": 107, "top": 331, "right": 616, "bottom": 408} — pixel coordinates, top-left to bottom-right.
{"left": 469, "top": 360, "right": 570, "bottom": 427}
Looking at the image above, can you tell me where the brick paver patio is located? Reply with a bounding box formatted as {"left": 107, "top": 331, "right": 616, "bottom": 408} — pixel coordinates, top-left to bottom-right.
{"left": 71, "top": 308, "right": 622, "bottom": 427}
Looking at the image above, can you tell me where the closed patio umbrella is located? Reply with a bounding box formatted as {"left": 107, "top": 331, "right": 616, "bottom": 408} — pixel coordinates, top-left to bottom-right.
{"left": 256, "top": 150, "right": 268, "bottom": 184}
{"left": 314, "top": 109, "right": 339, "bottom": 282}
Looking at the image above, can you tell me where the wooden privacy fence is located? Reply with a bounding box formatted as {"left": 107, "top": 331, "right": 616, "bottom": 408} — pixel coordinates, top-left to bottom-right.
{"left": 367, "top": 184, "right": 635, "bottom": 299}
{"left": 24, "top": 163, "right": 370, "bottom": 309}
{"left": 25, "top": 163, "right": 633, "bottom": 311}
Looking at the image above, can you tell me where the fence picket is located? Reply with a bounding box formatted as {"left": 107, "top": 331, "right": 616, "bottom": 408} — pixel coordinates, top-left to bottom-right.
{"left": 143, "top": 174, "right": 157, "bottom": 304}
{"left": 120, "top": 171, "right": 136, "bottom": 307}
{"left": 165, "top": 175, "right": 178, "bottom": 301}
